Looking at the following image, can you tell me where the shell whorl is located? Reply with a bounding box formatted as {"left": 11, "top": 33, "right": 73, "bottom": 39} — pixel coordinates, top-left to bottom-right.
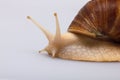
{"left": 68, "top": 0, "right": 120, "bottom": 42}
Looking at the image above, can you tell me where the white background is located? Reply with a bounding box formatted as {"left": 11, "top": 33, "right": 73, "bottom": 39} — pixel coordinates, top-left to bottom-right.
{"left": 0, "top": 0, "right": 120, "bottom": 80}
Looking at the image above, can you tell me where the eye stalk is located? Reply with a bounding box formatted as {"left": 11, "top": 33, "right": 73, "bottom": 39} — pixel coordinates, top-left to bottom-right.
{"left": 27, "top": 16, "right": 53, "bottom": 42}
{"left": 27, "top": 13, "right": 62, "bottom": 57}
{"left": 54, "top": 13, "right": 61, "bottom": 43}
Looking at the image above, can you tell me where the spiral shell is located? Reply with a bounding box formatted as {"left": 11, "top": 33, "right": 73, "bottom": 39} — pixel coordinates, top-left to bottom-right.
{"left": 68, "top": 0, "right": 120, "bottom": 42}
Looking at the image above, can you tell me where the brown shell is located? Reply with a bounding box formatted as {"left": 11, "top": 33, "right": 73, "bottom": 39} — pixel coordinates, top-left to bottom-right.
{"left": 68, "top": 0, "right": 120, "bottom": 43}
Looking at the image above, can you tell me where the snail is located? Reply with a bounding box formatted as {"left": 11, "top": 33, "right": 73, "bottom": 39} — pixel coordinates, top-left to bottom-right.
{"left": 27, "top": 0, "right": 120, "bottom": 62}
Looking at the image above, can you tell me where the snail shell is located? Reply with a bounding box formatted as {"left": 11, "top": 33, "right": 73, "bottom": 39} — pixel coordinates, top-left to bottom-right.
{"left": 69, "top": 0, "right": 120, "bottom": 43}
{"left": 27, "top": 0, "right": 120, "bottom": 62}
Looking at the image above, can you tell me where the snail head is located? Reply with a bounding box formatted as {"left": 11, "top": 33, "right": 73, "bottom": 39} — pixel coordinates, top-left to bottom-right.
{"left": 27, "top": 13, "right": 62, "bottom": 57}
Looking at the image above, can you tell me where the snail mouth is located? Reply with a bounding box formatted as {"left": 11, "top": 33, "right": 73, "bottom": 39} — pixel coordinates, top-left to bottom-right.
{"left": 47, "top": 52, "right": 52, "bottom": 56}
{"left": 39, "top": 49, "right": 52, "bottom": 57}
{"left": 47, "top": 52, "right": 57, "bottom": 58}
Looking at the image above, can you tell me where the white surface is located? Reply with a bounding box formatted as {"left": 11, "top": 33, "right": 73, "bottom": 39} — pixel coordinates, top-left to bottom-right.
{"left": 0, "top": 0, "right": 120, "bottom": 80}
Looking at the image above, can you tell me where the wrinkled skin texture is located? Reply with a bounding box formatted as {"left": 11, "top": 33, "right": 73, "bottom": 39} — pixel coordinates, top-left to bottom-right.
{"left": 55, "top": 33, "right": 120, "bottom": 62}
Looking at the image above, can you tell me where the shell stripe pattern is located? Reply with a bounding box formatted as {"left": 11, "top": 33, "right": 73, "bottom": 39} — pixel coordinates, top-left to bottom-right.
{"left": 68, "top": 0, "right": 120, "bottom": 42}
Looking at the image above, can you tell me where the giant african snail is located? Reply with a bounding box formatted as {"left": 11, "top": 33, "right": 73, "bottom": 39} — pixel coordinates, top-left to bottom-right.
{"left": 27, "top": 0, "right": 120, "bottom": 62}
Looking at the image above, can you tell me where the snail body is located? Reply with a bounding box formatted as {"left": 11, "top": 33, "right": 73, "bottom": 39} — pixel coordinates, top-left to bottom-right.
{"left": 27, "top": 0, "right": 120, "bottom": 62}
